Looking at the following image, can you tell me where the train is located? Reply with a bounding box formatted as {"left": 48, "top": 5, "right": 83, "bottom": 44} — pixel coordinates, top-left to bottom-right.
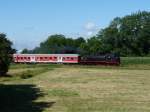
{"left": 13, "top": 53, "right": 120, "bottom": 65}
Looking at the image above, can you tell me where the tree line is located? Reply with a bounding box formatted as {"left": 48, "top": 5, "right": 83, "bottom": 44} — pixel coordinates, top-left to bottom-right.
{"left": 22, "top": 11, "right": 150, "bottom": 56}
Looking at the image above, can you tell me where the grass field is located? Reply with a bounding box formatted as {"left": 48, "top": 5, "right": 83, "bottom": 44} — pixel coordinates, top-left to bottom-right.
{"left": 0, "top": 57, "right": 150, "bottom": 112}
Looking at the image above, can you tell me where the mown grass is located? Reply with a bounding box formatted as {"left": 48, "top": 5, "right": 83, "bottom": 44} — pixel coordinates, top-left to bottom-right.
{"left": 0, "top": 64, "right": 61, "bottom": 82}
{"left": 38, "top": 67, "right": 150, "bottom": 112}
{"left": 10, "top": 63, "right": 60, "bottom": 69}
{"left": 0, "top": 57, "right": 150, "bottom": 112}
{"left": 48, "top": 89, "right": 79, "bottom": 97}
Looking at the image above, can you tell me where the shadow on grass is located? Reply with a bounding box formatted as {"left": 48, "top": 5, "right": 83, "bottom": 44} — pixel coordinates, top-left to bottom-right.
{"left": 0, "top": 84, "right": 55, "bottom": 112}
{"left": 0, "top": 74, "right": 12, "bottom": 78}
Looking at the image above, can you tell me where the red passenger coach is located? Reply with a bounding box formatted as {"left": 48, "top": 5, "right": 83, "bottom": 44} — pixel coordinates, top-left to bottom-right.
{"left": 13, "top": 54, "right": 79, "bottom": 64}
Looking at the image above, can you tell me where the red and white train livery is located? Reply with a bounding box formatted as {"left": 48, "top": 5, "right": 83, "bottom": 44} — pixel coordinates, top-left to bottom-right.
{"left": 13, "top": 54, "right": 79, "bottom": 64}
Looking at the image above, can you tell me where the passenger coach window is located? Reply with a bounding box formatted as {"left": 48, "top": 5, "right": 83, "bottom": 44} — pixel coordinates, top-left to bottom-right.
{"left": 74, "top": 57, "right": 77, "bottom": 60}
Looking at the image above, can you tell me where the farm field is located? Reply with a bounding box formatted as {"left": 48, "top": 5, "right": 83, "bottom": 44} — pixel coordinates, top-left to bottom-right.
{"left": 0, "top": 57, "right": 150, "bottom": 112}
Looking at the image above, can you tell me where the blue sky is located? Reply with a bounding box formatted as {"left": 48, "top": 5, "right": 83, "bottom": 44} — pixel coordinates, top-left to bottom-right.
{"left": 0, "top": 0, "right": 150, "bottom": 50}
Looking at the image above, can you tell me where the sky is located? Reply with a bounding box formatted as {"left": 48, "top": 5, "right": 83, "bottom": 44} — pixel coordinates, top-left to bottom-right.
{"left": 0, "top": 0, "right": 150, "bottom": 50}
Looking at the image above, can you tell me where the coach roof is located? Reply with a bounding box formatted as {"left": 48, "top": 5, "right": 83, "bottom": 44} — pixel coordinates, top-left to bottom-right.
{"left": 13, "top": 54, "right": 79, "bottom": 57}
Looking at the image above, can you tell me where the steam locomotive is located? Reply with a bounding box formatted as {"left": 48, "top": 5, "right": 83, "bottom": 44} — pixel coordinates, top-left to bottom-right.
{"left": 13, "top": 53, "right": 120, "bottom": 65}
{"left": 80, "top": 54, "right": 120, "bottom": 65}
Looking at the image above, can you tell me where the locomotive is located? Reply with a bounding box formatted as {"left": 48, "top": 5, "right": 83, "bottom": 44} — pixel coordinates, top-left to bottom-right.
{"left": 13, "top": 53, "right": 120, "bottom": 65}
{"left": 80, "top": 53, "right": 120, "bottom": 65}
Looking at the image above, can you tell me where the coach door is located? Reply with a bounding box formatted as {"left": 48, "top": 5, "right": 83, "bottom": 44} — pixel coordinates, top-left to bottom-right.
{"left": 31, "top": 56, "right": 36, "bottom": 63}
{"left": 58, "top": 56, "right": 63, "bottom": 63}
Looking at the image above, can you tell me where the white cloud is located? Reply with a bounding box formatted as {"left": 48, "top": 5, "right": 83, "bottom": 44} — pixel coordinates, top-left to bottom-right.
{"left": 85, "top": 22, "right": 96, "bottom": 31}
{"left": 84, "top": 22, "right": 99, "bottom": 36}
{"left": 87, "top": 31, "right": 93, "bottom": 36}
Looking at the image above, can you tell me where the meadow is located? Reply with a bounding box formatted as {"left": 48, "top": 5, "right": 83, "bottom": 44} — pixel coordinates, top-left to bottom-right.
{"left": 0, "top": 57, "right": 150, "bottom": 112}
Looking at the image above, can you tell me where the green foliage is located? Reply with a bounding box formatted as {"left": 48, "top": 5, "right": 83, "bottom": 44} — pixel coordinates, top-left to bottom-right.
{"left": 80, "top": 36, "right": 102, "bottom": 55}
{"left": 21, "top": 48, "right": 29, "bottom": 54}
{"left": 0, "top": 33, "right": 15, "bottom": 75}
{"left": 97, "top": 11, "right": 150, "bottom": 56}
{"left": 22, "top": 34, "right": 86, "bottom": 54}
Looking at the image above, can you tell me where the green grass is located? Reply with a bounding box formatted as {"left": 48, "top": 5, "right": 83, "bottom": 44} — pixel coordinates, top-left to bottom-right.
{"left": 48, "top": 89, "right": 79, "bottom": 97}
{"left": 0, "top": 57, "right": 150, "bottom": 112}
{"left": 19, "top": 69, "right": 50, "bottom": 79}
{"left": 0, "top": 64, "right": 61, "bottom": 82}
{"left": 10, "top": 63, "right": 60, "bottom": 69}
{"left": 121, "top": 57, "right": 150, "bottom": 65}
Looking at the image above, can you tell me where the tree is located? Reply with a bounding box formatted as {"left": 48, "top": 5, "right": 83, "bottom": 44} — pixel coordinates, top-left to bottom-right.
{"left": 38, "top": 34, "right": 67, "bottom": 54}
{"left": 21, "top": 48, "right": 29, "bottom": 54}
{"left": 80, "top": 36, "right": 102, "bottom": 55}
{"left": 26, "top": 34, "right": 86, "bottom": 54}
{"left": 97, "top": 11, "right": 150, "bottom": 56}
{"left": 74, "top": 37, "right": 86, "bottom": 47}
{"left": 0, "top": 33, "right": 15, "bottom": 76}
